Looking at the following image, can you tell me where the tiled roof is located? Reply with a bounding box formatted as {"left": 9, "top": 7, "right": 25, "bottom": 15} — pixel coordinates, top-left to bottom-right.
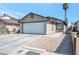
{"left": 0, "top": 14, "right": 19, "bottom": 25}
{"left": 0, "top": 19, "right": 5, "bottom": 24}
{"left": 21, "top": 12, "right": 46, "bottom": 20}
{"left": 19, "top": 12, "right": 66, "bottom": 25}
{"left": 19, "top": 12, "right": 47, "bottom": 23}
{"left": 0, "top": 19, "right": 19, "bottom": 25}
{"left": 47, "top": 16, "right": 67, "bottom": 25}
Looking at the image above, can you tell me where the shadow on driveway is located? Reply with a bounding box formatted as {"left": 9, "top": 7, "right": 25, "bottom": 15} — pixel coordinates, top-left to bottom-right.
{"left": 55, "top": 34, "right": 73, "bottom": 55}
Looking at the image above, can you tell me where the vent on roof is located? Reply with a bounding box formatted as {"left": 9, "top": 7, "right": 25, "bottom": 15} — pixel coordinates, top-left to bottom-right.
{"left": 1, "top": 14, "right": 10, "bottom": 19}
{"left": 3, "top": 14, "right": 8, "bottom": 16}
{"left": 31, "top": 13, "right": 34, "bottom": 18}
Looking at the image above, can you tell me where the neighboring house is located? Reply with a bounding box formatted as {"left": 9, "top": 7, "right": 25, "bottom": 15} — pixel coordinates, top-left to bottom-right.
{"left": 0, "top": 14, "right": 19, "bottom": 33}
{"left": 0, "top": 19, "right": 5, "bottom": 25}
{"left": 19, "top": 12, "right": 67, "bottom": 35}
{"left": 72, "top": 21, "right": 79, "bottom": 32}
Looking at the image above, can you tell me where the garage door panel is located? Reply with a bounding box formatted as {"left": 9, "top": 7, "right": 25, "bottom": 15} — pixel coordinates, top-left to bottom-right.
{"left": 23, "top": 22, "right": 46, "bottom": 34}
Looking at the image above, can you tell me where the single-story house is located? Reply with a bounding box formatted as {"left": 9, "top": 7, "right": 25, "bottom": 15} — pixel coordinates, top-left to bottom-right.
{"left": 19, "top": 12, "right": 67, "bottom": 35}
{"left": 0, "top": 14, "right": 19, "bottom": 33}
{"left": 72, "top": 21, "right": 79, "bottom": 32}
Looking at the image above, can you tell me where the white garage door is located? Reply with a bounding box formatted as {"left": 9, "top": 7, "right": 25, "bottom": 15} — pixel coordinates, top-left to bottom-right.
{"left": 23, "top": 22, "right": 46, "bottom": 34}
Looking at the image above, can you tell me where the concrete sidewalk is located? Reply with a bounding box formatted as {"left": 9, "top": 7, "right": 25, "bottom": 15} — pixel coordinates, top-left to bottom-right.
{"left": 55, "top": 34, "right": 73, "bottom": 55}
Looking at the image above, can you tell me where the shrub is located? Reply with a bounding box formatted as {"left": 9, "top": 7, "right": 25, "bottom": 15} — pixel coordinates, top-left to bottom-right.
{"left": 0, "top": 24, "right": 9, "bottom": 34}
{"left": 13, "top": 28, "right": 16, "bottom": 32}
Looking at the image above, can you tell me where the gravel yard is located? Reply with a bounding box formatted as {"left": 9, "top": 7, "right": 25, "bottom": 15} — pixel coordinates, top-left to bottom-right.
{"left": 26, "top": 33, "right": 65, "bottom": 52}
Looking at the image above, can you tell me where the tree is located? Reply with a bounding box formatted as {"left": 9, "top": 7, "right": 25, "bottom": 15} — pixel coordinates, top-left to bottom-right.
{"left": 63, "top": 3, "right": 69, "bottom": 25}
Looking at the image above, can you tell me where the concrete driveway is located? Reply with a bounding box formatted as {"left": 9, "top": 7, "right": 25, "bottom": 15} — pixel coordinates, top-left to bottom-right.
{"left": 0, "top": 34, "right": 43, "bottom": 55}
{"left": 0, "top": 33, "right": 73, "bottom": 55}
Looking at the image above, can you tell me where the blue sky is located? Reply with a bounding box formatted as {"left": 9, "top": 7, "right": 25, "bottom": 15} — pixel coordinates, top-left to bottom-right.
{"left": 0, "top": 3, "right": 79, "bottom": 25}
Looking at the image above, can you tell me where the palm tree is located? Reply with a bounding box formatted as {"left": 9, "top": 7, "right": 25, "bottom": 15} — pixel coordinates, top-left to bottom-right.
{"left": 63, "top": 3, "right": 69, "bottom": 25}
{"left": 63, "top": 3, "right": 69, "bottom": 33}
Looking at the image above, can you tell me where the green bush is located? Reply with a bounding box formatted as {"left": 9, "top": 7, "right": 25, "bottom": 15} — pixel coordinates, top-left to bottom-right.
{"left": 0, "top": 25, "right": 4, "bottom": 29}
{"left": 0, "top": 24, "right": 9, "bottom": 34}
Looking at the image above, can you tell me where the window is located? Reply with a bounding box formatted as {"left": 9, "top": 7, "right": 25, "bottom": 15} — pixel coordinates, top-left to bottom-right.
{"left": 56, "top": 23, "right": 64, "bottom": 32}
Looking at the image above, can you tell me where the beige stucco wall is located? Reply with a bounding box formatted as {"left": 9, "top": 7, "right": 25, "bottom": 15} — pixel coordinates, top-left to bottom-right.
{"left": 20, "top": 23, "right": 23, "bottom": 33}
{"left": 46, "top": 23, "right": 56, "bottom": 34}
{"left": 63, "top": 25, "right": 66, "bottom": 32}
{"left": 46, "top": 23, "right": 66, "bottom": 34}
{"left": 71, "top": 32, "right": 78, "bottom": 55}
{"left": 76, "top": 38, "right": 79, "bottom": 55}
